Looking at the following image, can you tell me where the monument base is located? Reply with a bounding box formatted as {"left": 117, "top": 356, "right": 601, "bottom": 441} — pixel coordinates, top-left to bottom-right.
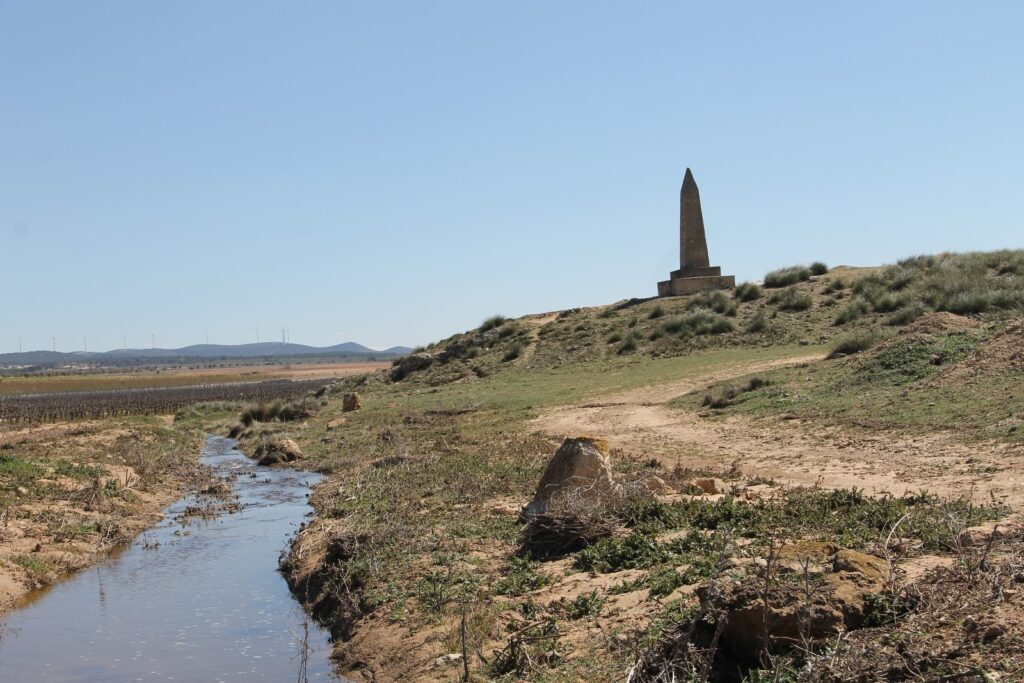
{"left": 658, "top": 271, "right": 735, "bottom": 297}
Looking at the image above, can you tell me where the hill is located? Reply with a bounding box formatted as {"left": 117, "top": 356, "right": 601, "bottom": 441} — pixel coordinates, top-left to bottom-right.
{"left": 227, "top": 249, "right": 1024, "bottom": 682}
{"left": 0, "top": 341, "right": 412, "bottom": 368}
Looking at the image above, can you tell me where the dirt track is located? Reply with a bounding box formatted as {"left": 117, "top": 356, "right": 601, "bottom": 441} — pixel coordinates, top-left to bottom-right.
{"left": 534, "top": 353, "right": 1024, "bottom": 510}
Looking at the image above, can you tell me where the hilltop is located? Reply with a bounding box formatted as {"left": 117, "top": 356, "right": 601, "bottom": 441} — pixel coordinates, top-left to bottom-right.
{"left": 214, "top": 248, "right": 1024, "bottom": 682}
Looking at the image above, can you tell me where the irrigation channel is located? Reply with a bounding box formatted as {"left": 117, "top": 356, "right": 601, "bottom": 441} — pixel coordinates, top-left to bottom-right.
{"left": 0, "top": 435, "right": 340, "bottom": 682}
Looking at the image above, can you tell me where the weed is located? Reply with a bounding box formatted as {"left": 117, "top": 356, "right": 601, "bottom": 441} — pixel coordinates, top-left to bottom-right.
{"left": 648, "top": 305, "right": 665, "bottom": 319}
{"left": 563, "top": 590, "right": 605, "bottom": 620}
{"left": 494, "top": 557, "right": 550, "bottom": 596}
{"left": 810, "top": 262, "right": 829, "bottom": 276}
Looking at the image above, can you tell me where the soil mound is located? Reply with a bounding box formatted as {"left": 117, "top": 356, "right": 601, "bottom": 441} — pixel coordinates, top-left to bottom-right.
{"left": 899, "top": 311, "right": 980, "bottom": 335}
{"left": 935, "top": 319, "right": 1024, "bottom": 383}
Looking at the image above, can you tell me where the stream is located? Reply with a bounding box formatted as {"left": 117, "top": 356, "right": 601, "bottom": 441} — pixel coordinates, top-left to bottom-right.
{"left": 0, "top": 435, "right": 339, "bottom": 682}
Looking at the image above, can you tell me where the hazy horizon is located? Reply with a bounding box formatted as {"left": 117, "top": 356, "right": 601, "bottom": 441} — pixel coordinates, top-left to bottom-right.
{"left": 3, "top": 2, "right": 1023, "bottom": 353}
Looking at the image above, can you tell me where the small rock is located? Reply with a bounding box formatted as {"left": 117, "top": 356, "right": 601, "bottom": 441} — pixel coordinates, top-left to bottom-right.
{"left": 342, "top": 393, "right": 362, "bottom": 412}
{"left": 983, "top": 623, "right": 1006, "bottom": 642}
{"left": 326, "top": 417, "right": 347, "bottom": 431}
{"left": 692, "top": 478, "right": 725, "bottom": 495}
{"left": 16, "top": 486, "right": 29, "bottom": 496}
{"left": 433, "top": 653, "right": 463, "bottom": 667}
{"left": 641, "top": 475, "right": 673, "bottom": 495}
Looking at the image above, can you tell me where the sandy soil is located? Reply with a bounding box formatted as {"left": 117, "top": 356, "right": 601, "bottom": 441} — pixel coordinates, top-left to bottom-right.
{"left": 534, "top": 353, "right": 1024, "bottom": 511}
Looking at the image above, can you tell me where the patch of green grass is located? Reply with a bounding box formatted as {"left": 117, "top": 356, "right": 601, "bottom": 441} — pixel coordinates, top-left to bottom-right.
{"left": 12, "top": 555, "right": 51, "bottom": 577}
{"left": 494, "top": 557, "right": 550, "bottom": 596}
{"left": 563, "top": 590, "right": 605, "bottom": 620}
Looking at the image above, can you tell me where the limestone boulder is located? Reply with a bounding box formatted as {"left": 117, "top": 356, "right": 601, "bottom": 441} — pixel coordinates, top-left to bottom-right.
{"left": 253, "top": 437, "right": 303, "bottom": 466}
{"left": 326, "top": 417, "right": 347, "bottom": 431}
{"left": 520, "top": 437, "right": 618, "bottom": 519}
{"left": 342, "top": 392, "right": 362, "bottom": 412}
{"left": 389, "top": 353, "right": 434, "bottom": 381}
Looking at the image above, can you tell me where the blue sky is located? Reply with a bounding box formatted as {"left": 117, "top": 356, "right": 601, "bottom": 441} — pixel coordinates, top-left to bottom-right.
{"left": 2, "top": 2, "right": 1022, "bottom": 353}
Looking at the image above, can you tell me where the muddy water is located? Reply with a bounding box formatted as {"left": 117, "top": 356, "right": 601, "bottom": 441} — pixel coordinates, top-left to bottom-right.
{"left": 0, "top": 435, "right": 339, "bottom": 682}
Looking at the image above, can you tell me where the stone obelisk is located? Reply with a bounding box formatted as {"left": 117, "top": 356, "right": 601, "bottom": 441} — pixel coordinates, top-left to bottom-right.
{"left": 658, "top": 168, "right": 735, "bottom": 296}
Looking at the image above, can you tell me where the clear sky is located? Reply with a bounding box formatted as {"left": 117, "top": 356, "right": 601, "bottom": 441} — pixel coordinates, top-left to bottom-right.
{"left": 2, "top": 2, "right": 1022, "bottom": 353}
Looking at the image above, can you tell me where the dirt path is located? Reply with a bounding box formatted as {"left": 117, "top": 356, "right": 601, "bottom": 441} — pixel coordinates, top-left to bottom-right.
{"left": 534, "top": 353, "right": 1024, "bottom": 510}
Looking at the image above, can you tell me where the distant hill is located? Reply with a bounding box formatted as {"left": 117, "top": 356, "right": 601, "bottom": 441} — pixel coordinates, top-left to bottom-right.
{"left": 0, "top": 342, "right": 413, "bottom": 367}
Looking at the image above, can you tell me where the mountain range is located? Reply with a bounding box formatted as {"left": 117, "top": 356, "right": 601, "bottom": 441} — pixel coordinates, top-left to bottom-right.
{"left": 0, "top": 342, "right": 413, "bottom": 366}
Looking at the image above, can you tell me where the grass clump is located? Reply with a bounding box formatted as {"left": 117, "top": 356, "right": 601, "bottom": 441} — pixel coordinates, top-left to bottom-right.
{"left": 480, "top": 315, "right": 508, "bottom": 332}
{"left": 687, "top": 291, "right": 737, "bottom": 316}
{"left": 810, "top": 261, "right": 829, "bottom": 275}
{"left": 764, "top": 265, "right": 812, "bottom": 288}
{"left": 663, "top": 311, "right": 735, "bottom": 337}
{"left": 647, "top": 304, "right": 665, "bottom": 320}
{"left": 606, "top": 331, "right": 623, "bottom": 344}
{"left": 828, "top": 331, "right": 880, "bottom": 358}
{"left": 617, "top": 333, "right": 638, "bottom": 355}
{"left": 744, "top": 310, "right": 768, "bottom": 334}
{"left": 769, "top": 287, "right": 812, "bottom": 312}
{"left": 502, "top": 341, "right": 525, "bottom": 362}
{"left": 734, "top": 282, "right": 762, "bottom": 302}
{"left": 834, "top": 297, "right": 870, "bottom": 325}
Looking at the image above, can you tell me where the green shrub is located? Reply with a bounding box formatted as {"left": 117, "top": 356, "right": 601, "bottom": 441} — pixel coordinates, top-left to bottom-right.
{"left": 606, "top": 331, "right": 623, "bottom": 344}
{"left": 770, "top": 287, "right": 812, "bottom": 311}
{"left": 810, "top": 262, "right": 829, "bottom": 275}
{"left": 734, "top": 282, "right": 762, "bottom": 302}
{"left": 828, "top": 331, "right": 880, "bottom": 358}
{"left": 648, "top": 305, "right": 665, "bottom": 320}
{"left": 764, "top": 266, "right": 812, "bottom": 288}
{"left": 494, "top": 557, "right": 550, "bottom": 596}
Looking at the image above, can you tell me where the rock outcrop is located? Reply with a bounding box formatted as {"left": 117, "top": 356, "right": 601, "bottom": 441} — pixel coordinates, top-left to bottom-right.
{"left": 389, "top": 353, "right": 434, "bottom": 381}
{"left": 253, "top": 436, "right": 303, "bottom": 466}
{"left": 699, "top": 547, "right": 887, "bottom": 664}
